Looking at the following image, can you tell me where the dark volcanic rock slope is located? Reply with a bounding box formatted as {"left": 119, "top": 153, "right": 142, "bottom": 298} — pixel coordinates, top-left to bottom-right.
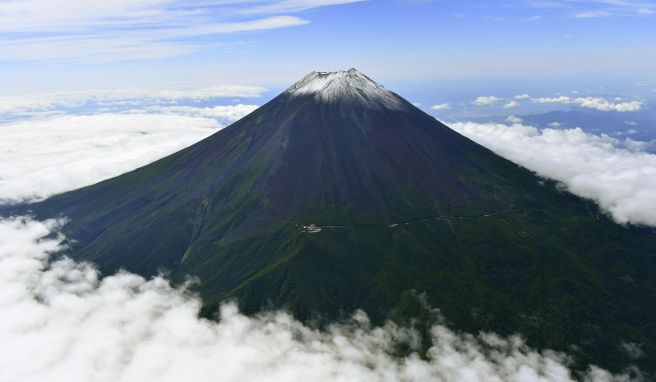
{"left": 20, "top": 69, "right": 656, "bottom": 373}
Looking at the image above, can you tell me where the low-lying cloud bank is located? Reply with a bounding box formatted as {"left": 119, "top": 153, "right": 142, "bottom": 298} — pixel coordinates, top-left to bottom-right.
{"left": 147, "top": 104, "right": 259, "bottom": 121}
{"left": 0, "top": 216, "right": 633, "bottom": 382}
{"left": 0, "top": 113, "right": 225, "bottom": 204}
{"left": 0, "top": 86, "right": 266, "bottom": 117}
{"left": 451, "top": 120, "right": 656, "bottom": 226}
{"left": 0, "top": 88, "right": 261, "bottom": 203}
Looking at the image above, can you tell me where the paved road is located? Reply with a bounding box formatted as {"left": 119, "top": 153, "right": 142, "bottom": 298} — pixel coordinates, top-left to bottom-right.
{"left": 297, "top": 209, "right": 514, "bottom": 233}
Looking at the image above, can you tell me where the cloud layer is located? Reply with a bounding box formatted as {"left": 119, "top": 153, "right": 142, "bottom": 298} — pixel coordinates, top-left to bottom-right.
{"left": 467, "top": 94, "right": 643, "bottom": 113}
{"left": 148, "top": 104, "right": 259, "bottom": 121}
{"left": 0, "top": 86, "right": 266, "bottom": 118}
{"left": 0, "top": 113, "right": 224, "bottom": 204}
{"left": 451, "top": 120, "right": 656, "bottom": 226}
{"left": 0, "top": 84, "right": 262, "bottom": 204}
{"left": 0, "top": 216, "right": 630, "bottom": 382}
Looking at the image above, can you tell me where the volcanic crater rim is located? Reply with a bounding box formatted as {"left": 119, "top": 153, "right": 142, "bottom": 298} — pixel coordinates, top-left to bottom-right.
{"left": 285, "top": 68, "right": 406, "bottom": 110}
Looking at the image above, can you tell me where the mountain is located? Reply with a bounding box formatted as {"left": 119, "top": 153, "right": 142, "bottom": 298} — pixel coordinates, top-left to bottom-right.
{"left": 11, "top": 69, "right": 656, "bottom": 373}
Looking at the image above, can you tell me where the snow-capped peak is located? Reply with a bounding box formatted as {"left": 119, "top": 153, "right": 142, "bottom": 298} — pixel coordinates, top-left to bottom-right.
{"left": 285, "top": 69, "right": 405, "bottom": 110}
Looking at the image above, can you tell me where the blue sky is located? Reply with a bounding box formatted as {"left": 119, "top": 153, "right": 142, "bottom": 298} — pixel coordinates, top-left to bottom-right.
{"left": 1, "top": 0, "right": 655, "bottom": 107}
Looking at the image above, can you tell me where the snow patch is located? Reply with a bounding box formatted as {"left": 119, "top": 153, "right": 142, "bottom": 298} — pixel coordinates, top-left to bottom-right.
{"left": 285, "top": 69, "right": 405, "bottom": 110}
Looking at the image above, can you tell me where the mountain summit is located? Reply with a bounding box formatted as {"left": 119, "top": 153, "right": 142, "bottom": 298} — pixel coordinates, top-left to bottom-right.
{"left": 19, "top": 70, "right": 656, "bottom": 373}
{"left": 285, "top": 68, "right": 404, "bottom": 109}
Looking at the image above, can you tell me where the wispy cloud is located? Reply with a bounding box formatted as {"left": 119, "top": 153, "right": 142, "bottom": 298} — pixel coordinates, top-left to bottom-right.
{"left": 242, "top": 0, "right": 367, "bottom": 14}
{"left": 573, "top": 9, "right": 614, "bottom": 17}
{"left": 528, "top": 0, "right": 656, "bottom": 18}
{"left": 0, "top": 86, "right": 266, "bottom": 117}
{"left": 0, "top": 1, "right": 360, "bottom": 62}
{"left": 524, "top": 15, "right": 544, "bottom": 21}
{"left": 0, "top": 0, "right": 353, "bottom": 32}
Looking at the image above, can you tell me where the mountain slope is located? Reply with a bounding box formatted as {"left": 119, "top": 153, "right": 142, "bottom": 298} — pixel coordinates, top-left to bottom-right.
{"left": 13, "top": 69, "right": 656, "bottom": 373}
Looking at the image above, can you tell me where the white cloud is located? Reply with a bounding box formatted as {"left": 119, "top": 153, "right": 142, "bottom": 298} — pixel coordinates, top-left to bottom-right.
{"left": 0, "top": 16, "right": 311, "bottom": 62}
{"left": 430, "top": 103, "right": 451, "bottom": 110}
{"left": 533, "top": 96, "right": 571, "bottom": 104}
{"left": 171, "top": 16, "right": 310, "bottom": 36}
{"left": 525, "top": 15, "right": 543, "bottom": 21}
{"left": 573, "top": 2, "right": 654, "bottom": 18}
{"left": 548, "top": 122, "right": 562, "bottom": 128}
{"left": 243, "top": 0, "right": 367, "bottom": 14}
{"left": 504, "top": 100, "right": 520, "bottom": 109}
{"left": 473, "top": 96, "right": 502, "bottom": 106}
{"left": 506, "top": 115, "right": 524, "bottom": 124}
{"left": 573, "top": 10, "right": 614, "bottom": 17}
{"left": 0, "top": 1, "right": 342, "bottom": 32}
{"left": 0, "top": 1, "right": 362, "bottom": 62}
{"left": 0, "top": 0, "right": 176, "bottom": 32}
{"left": 450, "top": 121, "right": 656, "bottom": 226}
{"left": 0, "top": 86, "right": 266, "bottom": 116}
{"left": 147, "top": 104, "right": 259, "bottom": 122}
{"left": 0, "top": 113, "right": 224, "bottom": 204}
{"left": 0, "top": 86, "right": 262, "bottom": 204}
{"left": 515, "top": 94, "right": 531, "bottom": 100}
{"left": 0, "top": 216, "right": 630, "bottom": 382}
{"left": 0, "top": 35, "right": 199, "bottom": 63}
{"left": 532, "top": 96, "right": 643, "bottom": 112}
{"left": 529, "top": 0, "right": 655, "bottom": 18}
